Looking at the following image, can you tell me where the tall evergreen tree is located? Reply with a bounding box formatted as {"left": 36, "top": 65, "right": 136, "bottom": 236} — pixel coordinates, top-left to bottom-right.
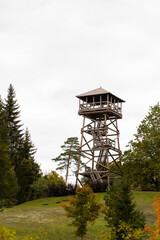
{"left": 104, "top": 181, "right": 145, "bottom": 240}
{"left": 4, "top": 84, "right": 24, "bottom": 167}
{"left": 4, "top": 85, "right": 41, "bottom": 203}
{"left": 17, "top": 128, "right": 40, "bottom": 203}
{"left": 0, "top": 97, "right": 18, "bottom": 204}
{"left": 52, "top": 137, "right": 80, "bottom": 184}
{"left": 21, "top": 128, "right": 37, "bottom": 160}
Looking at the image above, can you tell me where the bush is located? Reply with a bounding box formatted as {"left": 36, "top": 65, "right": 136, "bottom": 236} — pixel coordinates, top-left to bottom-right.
{"left": 30, "top": 177, "right": 48, "bottom": 199}
{"left": 0, "top": 226, "right": 16, "bottom": 240}
{"left": 31, "top": 171, "right": 76, "bottom": 199}
{"left": 0, "top": 226, "right": 48, "bottom": 240}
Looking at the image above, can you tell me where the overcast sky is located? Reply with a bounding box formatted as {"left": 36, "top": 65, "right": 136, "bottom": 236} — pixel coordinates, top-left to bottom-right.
{"left": 0, "top": 0, "right": 160, "bottom": 176}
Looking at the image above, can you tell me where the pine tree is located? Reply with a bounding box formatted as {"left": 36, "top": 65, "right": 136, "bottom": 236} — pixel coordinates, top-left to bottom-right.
{"left": 0, "top": 97, "right": 18, "bottom": 204}
{"left": 52, "top": 137, "right": 80, "bottom": 184}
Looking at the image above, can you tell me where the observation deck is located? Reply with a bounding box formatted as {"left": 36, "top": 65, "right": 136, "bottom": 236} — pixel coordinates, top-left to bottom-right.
{"left": 76, "top": 87, "right": 125, "bottom": 119}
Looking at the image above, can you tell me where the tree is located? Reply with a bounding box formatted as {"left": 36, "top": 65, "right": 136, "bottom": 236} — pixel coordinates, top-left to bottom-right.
{"left": 0, "top": 97, "right": 18, "bottom": 205}
{"left": 4, "top": 85, "right": 41, "bottom": 203}
{"left": 17, "top": 158, "right": 41, "bottom": 203}
{"left": 104, "top": 181, "right": 145, "bottom": 240}
{"left": 122, "top": 103, "right": 160, "bottom": 191}
{"left": 61, "top": 186, "right": 102, "bottom": 239}
{"left": 52, "top": 137, "right": 80, "bottom": 184}
{"left": 4, "top": 84, "right": 24, "bottom": 167}
{"left": 16, "top": 128, "right": 40, "bottom": 202}
{"left": 21, "top": 128, "right": 37, "bottom": 160}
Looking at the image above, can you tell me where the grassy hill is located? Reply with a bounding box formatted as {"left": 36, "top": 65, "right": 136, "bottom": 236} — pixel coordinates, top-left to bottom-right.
{"left": 0, "top": 191, "right": 158, "bottom": 239}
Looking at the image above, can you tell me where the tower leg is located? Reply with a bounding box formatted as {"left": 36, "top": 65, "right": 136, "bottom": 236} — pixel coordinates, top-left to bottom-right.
{"left": 76, "top": 117, "right": 85, "bottom": 186}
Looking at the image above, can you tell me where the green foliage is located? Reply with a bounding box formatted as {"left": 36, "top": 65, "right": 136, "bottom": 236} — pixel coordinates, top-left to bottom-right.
{"left": 2, "top": 84, "right": 41, "bottom": 203}
{"left": 95, "top": 222, "right": 145, "bottom": 240}
{"left": 52, "top": 137, "right": 80, "bottom": 183}
{"left": 122, "top": 103, "right": 160, "bottom": 191}
{"left": 62, "top": 186, "right": 102, "bottom": 239}
{"left": 118, "top": 222, "right": 145, "bottom": 240}
{"left": 31, "top": 171, "right": 66, "bottom": 199}
{"left": 0, "top": 226, "right": 48, "bottom": 240}
{"left": 104, "top": 181, "right": 145, "bottom": 240}
{"left": 3, "top": 167, "right": 18, "bottom": 206}
{"left": 45, "top": 171, "right": 66, "bottom": 186}
{"left": 21, "top": 128, "right": 37, "bottom": 161}
{"left": 0, "top": 226, "right": 17, "bottom": 240}
{"left": 0, "top": 199, "right": 5, "bottom": 212}
{"left": 0, "top": 97, "right": 18, "bottom": 205}
{"left": 17, "top": 158, "right": 41, "bottom": 203}
{"left": 30, "top": 177, "right": 48, "bottom": 199}
{"left": 4, "top": 84, "right": 24, "bottom": 166}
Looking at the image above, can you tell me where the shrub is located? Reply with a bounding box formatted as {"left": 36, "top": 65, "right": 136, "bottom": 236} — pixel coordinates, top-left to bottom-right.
{"left": 95, "top": 222, "right": 144, "bottom": 240}
{"left": 0, "top": 226, "right": 16, "bottom": 240}
{"left": 30, "top": 177, "right": 48, "bottom": 199}
{"left": 31, "top": 171, "right": 76, "bottom": 199}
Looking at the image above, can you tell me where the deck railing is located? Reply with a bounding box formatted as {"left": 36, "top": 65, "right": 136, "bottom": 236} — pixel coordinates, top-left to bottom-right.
{"left": 79, "top": 101, "right": 122, "bottom": 114}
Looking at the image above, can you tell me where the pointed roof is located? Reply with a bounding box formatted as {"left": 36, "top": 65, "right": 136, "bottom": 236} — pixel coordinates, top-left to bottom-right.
{"left": 76, "top": 87, "right": 109, "bottom": 97}
{"left": 76, "top": 87, "right": 125, "bottom": 102}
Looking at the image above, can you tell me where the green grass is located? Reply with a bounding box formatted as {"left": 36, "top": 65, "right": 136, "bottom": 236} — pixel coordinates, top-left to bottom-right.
{"left": 0, "top": 191, "right": 158, "bottom": 239}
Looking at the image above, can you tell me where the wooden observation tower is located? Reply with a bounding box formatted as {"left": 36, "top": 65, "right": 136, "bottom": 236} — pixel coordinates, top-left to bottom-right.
{"left": 76, "top": 87, "right": 125, "bottom": 186}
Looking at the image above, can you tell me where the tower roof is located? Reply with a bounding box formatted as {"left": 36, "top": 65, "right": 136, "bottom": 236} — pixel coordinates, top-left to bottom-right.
{"left": 76, "top": 87, "right": 125, "bottom": 102}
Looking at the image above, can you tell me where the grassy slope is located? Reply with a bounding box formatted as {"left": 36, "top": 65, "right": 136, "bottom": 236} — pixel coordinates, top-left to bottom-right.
{"left": 0, "top": 191, "right": 158, "bottom": 239}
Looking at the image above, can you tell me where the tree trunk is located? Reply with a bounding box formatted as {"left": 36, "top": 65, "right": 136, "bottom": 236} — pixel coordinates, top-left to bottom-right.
{"left": 66, "top": 157, "right": 70, "bottom": 184}
{"left": 65, "top": 143, "right": 73, "bottom": 184}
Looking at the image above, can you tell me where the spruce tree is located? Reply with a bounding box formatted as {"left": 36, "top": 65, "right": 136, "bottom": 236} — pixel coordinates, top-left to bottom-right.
{"left": 17, "top": 128, "right": 41, "bottom": 203}
{"left": 0, "top": 97, "right": 18, "bottom": 204}
{"left": 4, "top": 84, "right": 24, "bottom": 167}
{"left": 104, "top": 181, "right": 145, "bottom": 240}
{"left": 4, "top": 85, "right": 41, "bottom": 203}
{"left": 21, "top": 128, "right": 37, "bottom": 160}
